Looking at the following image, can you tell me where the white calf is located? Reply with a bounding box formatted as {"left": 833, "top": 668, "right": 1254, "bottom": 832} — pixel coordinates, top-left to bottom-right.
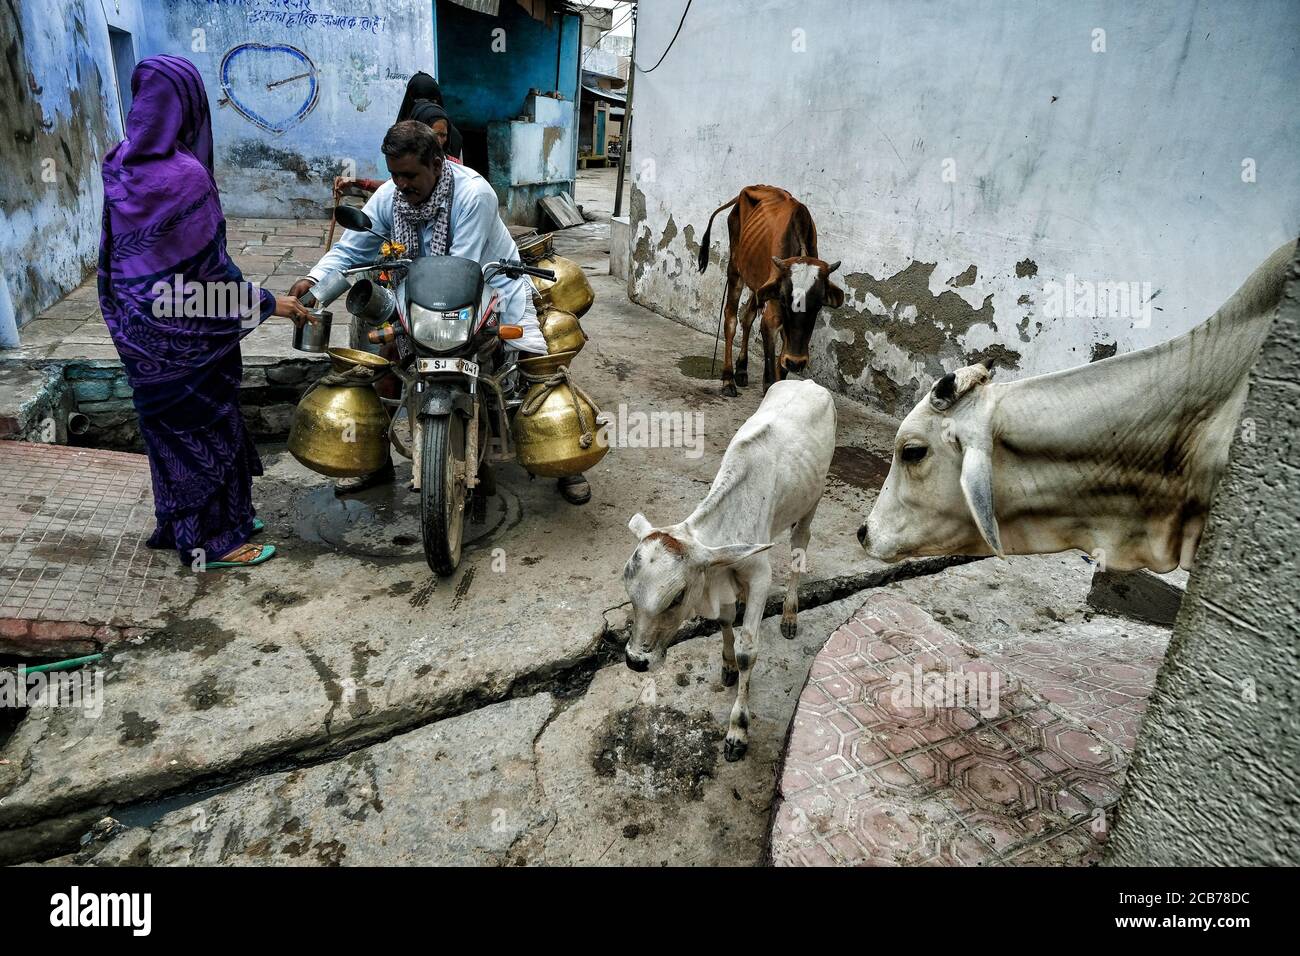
{"left": 622, "top": 379, "right": 837, "bottom": 760}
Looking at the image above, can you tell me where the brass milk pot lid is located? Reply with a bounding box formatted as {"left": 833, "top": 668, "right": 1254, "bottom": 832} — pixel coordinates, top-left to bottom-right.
{"left": 328, "top": 346, "right": 391, "bottom": 372}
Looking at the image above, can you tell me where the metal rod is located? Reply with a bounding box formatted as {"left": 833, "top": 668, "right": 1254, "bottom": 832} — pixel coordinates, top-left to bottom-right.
{"left": 613, "top": 4, "right": 637, "bottom": 219}
{"left": 572, "top": 8, "right": 584, "bottom": 198}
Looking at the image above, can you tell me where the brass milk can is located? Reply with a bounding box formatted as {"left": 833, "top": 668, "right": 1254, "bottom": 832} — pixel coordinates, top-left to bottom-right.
{"left": 288, "top": 347, "right": 392, "bottom": 477}
{"left": 538, "top": 306, "right": 588, "bottom": 355}
{"left": 512, "top": 351, "right": 608, "bottom": 478}
{"left": 520, "top": 231, "right": 595, "bottom": 318}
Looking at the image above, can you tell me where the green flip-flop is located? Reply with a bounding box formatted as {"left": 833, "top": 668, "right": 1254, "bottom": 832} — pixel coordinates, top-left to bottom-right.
{"left": 207, "top": 543, "right": 276, "bottom": 569}
{"left": 252, "top": 518, "right": 266, "bottom": 534}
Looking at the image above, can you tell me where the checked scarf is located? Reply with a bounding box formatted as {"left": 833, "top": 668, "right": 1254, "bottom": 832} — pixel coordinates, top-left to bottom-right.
{"left": 392, "top": 161, "right": 454, "bottom": 258}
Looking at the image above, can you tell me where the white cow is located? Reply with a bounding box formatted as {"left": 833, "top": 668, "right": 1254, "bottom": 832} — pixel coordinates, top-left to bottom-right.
{"left": 859, "top": 240, "right": 1296, "bottom": 572}
{"left": 623, "top": 379, "right": 837, "bottom": 761}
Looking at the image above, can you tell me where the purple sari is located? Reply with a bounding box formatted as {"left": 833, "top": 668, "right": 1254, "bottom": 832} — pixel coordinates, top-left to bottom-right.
{"left": 98, "top": 55, "right": 275, "bottom": 564}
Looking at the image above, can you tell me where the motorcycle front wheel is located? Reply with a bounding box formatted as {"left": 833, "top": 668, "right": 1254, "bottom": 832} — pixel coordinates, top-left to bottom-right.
{"left": 420, "top": 413, "right": 467, "bottom": 576}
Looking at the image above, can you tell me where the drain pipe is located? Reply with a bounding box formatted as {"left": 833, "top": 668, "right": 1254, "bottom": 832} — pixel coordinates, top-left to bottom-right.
{"left": 67, "top": 412, "right": 90, "bottom": 437}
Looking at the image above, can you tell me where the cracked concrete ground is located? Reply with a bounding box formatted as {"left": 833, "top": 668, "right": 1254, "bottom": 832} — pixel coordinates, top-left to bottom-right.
{"left": 1, "top": 171, "right": 1173, "bottom": 866}
{"left": 0, "top": 171, "right": 912, "bottom": 863}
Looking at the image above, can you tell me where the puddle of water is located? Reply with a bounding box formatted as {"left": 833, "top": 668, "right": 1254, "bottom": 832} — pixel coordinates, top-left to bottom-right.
{"left": 290, "top": 461, "right": 513, "bottom": 558}
{"left": 677, "top": 356, "right": 721, "bottom": 381}
{"left": 829, "top": 446, "right": 892, "bottom": 490}
{"left": 113, "top": 781, "right": 242, "bottom": 829}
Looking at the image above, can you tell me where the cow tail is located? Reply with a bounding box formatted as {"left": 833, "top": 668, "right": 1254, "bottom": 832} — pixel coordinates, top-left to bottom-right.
{"left": 698, "top": 195, "right": 740, "bottom": 274}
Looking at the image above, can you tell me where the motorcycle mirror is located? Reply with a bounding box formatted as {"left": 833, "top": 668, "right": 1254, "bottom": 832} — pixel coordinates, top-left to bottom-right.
{"left": 332, "top": 205, "right": 373, "bottom": 232}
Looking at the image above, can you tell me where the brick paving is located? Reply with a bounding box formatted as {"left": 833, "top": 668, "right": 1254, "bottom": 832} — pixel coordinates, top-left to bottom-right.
{"left": 0, "top": 442, "right": 191, "bottom": 657}
{"left": 769, "top": 592, "right": 1155, "bottom": 866}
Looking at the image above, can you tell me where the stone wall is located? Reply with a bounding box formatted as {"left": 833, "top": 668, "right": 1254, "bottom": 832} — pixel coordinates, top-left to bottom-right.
{"left": 1106, "top": 242, "right": 1300, "bottom": 866}
{"left": 62, "top": 359, "right": 328, "bottom": 451}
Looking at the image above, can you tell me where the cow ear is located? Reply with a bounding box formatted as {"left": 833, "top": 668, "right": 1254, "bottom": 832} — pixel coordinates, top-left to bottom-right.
{"left": 755, "top": 279, "right": 780, "bottom": 304}
{"left": 771, "top": 256, "right": 789, "bottom": 271}
{"left": 705, "top": 542, "right": 774, "bottom": 567}
{"left": 959, "top": 446, "right": 1004, "bottom": 558}
{"left": 930, "top": 363, "right": 992, "bottom": 411}
{"left": 825, "top": 280, "right": 845, "bottom": 308}
{"left": 628, "top": 513, "right": 653, "bottom": 539}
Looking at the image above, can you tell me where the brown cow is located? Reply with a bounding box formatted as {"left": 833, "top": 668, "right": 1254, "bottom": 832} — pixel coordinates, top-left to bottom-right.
{"left": 698, "top": 185, "right": 843, "bottom": 396}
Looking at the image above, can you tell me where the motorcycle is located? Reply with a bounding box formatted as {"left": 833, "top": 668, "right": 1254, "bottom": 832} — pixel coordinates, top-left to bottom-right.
{"left": 317, "top": 204, "right": 556, "bottom": 575}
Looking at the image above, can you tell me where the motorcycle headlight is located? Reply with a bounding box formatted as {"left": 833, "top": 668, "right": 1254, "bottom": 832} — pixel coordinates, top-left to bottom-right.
{"left": 410, "top": 302, "right": 473, "bottom": 351}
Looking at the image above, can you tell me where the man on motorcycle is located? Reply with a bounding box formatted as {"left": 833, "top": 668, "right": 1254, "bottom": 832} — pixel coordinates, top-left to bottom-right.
{"left": 290, "top": 121, "right": 592, "bottom": 505}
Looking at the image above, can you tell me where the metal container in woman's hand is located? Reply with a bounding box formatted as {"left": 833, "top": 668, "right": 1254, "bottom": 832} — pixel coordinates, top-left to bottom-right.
{"left": 292, "top": 309, "right": 332, "bottom": 353}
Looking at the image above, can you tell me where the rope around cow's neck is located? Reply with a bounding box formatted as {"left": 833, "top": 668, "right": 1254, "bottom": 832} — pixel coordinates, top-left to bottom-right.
{"left": 519, "top": 364, "right": 598, "bottom": 449}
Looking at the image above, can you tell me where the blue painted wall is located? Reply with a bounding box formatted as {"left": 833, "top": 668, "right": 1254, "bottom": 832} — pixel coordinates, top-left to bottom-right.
{"left": 136, "top": 0, "right": 436, "bottom": 219}
{"left": 436, "top": 0, "right": 579, "bottom": 137}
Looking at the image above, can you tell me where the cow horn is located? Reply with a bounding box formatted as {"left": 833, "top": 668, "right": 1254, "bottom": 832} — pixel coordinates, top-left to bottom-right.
{"left": 826, "top": 260, "right": 841, "bottom": 274}
{"left": 959, "top": 445, "right": 1004, "bottom": 558}
{"left": 628, "top": 513, "right": 653, "bottom": 539}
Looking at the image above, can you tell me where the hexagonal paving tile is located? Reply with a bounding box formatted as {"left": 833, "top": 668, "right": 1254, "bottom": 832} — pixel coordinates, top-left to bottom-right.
{"left": 769, "top": 590, "right": 1162, "bottom": 867}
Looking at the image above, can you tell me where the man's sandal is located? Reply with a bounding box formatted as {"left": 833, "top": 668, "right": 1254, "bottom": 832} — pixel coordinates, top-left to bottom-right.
{"left": 206, "top": 543, "right": 276, "bottom": 569}
{"left": 557, "top": 474, "right": 591, "bottom": 505}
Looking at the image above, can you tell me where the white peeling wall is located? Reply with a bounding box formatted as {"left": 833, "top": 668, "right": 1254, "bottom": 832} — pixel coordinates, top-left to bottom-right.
{"left": 628, "top": 0, "right": 1300, "bottom": 415}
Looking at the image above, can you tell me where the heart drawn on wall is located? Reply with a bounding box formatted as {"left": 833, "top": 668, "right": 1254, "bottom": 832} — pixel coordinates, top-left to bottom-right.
{"left": 218, "top": 43, "right": 320, "bottom": 135}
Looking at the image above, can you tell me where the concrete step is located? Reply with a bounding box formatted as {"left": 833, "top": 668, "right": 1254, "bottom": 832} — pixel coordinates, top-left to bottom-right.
{"left": 1086, "top": 567, "right": 1188, "bottom": 627}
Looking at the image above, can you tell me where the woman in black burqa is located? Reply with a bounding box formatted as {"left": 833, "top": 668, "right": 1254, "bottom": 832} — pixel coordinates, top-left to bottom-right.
{"left": 397, "top": 71, "right": 464, "bottom": 160}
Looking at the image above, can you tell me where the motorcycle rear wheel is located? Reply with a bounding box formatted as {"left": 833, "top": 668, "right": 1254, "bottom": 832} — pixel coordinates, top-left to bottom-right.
{"left": 420, "top": 413, "right": 467, "bottom": 576}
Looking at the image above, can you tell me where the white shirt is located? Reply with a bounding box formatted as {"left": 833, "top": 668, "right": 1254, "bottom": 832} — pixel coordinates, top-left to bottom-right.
{"left": 308, "top": 163, "right": 546, "bottom": 354}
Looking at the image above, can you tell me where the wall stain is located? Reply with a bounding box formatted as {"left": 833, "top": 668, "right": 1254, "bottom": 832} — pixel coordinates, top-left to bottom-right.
{"left": 824, "top": 260, "right": 1009, "bottom": 414}
{"left": 947, "top": 264, "right": 977, "bottom": 287}
{"left": 966, "top": 342, "right": 1022, "bottom": 370}
{"left": 1090, "top": 340, "right": 1118, "bottom": 363}
{"left": 224, "top": 139, "right": 348, "bottom": 185}
{"left": 541, "top": 124, "right": 563, "bottom": 164}
{"left": 657, "top": 215, "right": 678, "bottom": 252}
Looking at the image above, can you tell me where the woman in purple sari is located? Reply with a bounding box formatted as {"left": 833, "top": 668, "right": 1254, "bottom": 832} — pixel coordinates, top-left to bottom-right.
{"left": 99, "top": 55, "right": 312, "bottom": 569}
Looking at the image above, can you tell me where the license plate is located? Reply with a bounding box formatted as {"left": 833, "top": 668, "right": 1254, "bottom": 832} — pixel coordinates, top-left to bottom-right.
{"left": 417, "top": 357, "right": 479, "bottom": 377}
